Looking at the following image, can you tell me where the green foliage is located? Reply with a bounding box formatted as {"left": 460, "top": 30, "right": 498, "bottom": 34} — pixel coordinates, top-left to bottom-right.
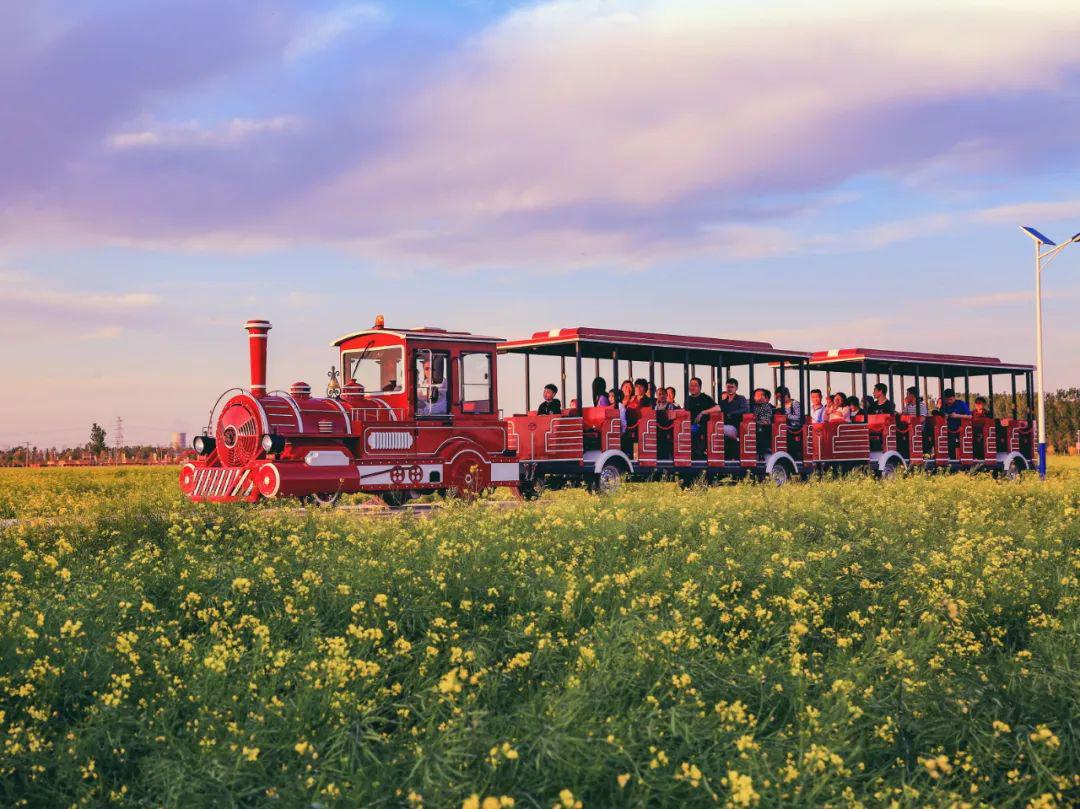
{"left": 87, "top": 423, "right": 107, "bottom": 457}
{"left": 0, "top": 463, "right": 1078, "bottom": 807}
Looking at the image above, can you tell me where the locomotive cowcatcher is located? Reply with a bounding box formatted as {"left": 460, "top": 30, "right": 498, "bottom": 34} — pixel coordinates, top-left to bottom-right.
{"left": 180, "top": 318, "right": 519, "bottom": 506}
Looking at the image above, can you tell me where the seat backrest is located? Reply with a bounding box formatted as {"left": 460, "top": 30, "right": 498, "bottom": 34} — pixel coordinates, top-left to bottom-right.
{"left": 581, "top": 405, "right": 617, "bottom": 431}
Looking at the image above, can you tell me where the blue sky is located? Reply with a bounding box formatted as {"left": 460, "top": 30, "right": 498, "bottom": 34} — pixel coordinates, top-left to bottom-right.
{"left": 2, "top": 0, "right": 1079, "bottom": 447}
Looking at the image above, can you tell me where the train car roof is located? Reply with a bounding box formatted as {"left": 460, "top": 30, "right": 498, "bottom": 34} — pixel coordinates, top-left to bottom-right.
{"left": 500, "top": 327, "right": 810, "bottom": 363}
{"left": 332, "top": 326, "right": 505, "bottom": 347}
{"left": 808, "top": 347, "right": 1034, "bottom": 374}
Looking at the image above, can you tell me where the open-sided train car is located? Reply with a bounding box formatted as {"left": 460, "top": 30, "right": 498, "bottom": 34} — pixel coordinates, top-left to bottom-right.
{"left": 180, "top": 319, "right": 1039, "bottom": 505}
{"left": 498, "top": 327, "right": 812, "bottom": 490}
{"left": 804, "top": 348, "right": 1036, "bottom": 478}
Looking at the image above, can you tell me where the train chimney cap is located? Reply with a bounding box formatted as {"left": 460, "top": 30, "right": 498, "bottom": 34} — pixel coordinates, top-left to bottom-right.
{"left": 373, "top": 314, "right": 385, "bottom": 329}
{"left": 244, "top": 319, "right": 272, "bottom": 331}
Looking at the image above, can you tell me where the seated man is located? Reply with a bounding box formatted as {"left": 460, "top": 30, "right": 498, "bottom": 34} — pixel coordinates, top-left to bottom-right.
{"left": 866, "top": 383, "right": 895, "bottom": 415}
{"left": 698, "top": 377, "right": 747, "bottom": 439}
{"left": 685, "top": 377, "right": 716, "bottom": 458}
{"left": 808, "top": 389, "right": 825, "bottom": 423}
{"left": 902, "top": 386, "right": 928, "bottom": 416}
{"left": 971, "top": 396, "right": 991, "bottom": 419}
{"left": 666, "top": 386, "right": 679, "bottom": 409}
{"left": 536, "top": 383, "right": 562, "bottom": 415}
{"left": 942, "top": 388, "right": 971, "bottom": 418}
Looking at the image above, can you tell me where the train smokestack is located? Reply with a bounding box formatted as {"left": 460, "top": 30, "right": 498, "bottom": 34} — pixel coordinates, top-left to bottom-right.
{"left": 244, "top": 319, "right": 272, "bottom": 395}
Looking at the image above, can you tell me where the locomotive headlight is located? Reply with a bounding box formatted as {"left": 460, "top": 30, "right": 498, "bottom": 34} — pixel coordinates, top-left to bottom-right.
{"left": 261, "top": 433, "right": 286, "bottom": 454}
{"left": 193, "top": 435, "right": 215, "bottom": 455}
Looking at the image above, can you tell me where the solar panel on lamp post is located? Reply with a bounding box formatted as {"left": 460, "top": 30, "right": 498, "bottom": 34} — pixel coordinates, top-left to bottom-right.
{"left": 1020, "top": 226, "right": 1080, "bottom": 479}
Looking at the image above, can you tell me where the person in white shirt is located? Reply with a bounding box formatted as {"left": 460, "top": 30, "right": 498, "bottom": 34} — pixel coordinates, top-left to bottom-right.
{"left": 809, "top": 389, "right": 826, "bottom": 423}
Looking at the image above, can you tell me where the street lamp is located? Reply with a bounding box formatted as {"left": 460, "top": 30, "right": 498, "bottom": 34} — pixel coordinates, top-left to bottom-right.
{"left": 1019, "top": 225, "right": 1080, "bottom": 479}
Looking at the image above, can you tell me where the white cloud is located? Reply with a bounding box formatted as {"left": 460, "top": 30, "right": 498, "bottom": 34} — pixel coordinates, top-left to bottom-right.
{"left": 285, "top": 2, "right": 384, "bottom": 61}
{"left": 78, "top": 325, "right": 125, "bottom": 341}
{"left": 108, "top": 115, "right": 302, "bottom": 151}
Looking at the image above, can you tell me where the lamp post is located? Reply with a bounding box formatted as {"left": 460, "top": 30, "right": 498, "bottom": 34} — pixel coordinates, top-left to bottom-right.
{"left": 1019, "top": 226, "right": 1080, "bottom": 479}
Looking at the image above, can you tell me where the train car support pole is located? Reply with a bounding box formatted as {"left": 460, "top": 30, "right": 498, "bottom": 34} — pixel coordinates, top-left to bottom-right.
{"left": 888, "top": 366, "right": 895, "bottom": 405}
{"left": 748, "top": 357, "right": 755, "bottom": 395}
{"left": 560, "top": 356, "right": 566, "bottom": 406}
{"left": 861, "top": 361, "right": 868, "bottom": 404}
{"left": 575, "top": 343, "right": 583, "bottom": 411}
{"left": 1011, "top": 373, "right": 1018, "bottom": 420}
{"left": 964, "top": 370, "right": 970, "bottom": 405}
{"left": 525, "top": 352, "right": 531, "bottom": 412}
{"left": 684, "top": 351, "right": 690, "bottom": 400}
{"left": 988, "top": 373, "right": 995, "bottom": 418}
{"left": 650, "top": 349, "right": 656, "bottom": 392}
{"left": 612, "top": 349, "right": 618, "bottom": 397}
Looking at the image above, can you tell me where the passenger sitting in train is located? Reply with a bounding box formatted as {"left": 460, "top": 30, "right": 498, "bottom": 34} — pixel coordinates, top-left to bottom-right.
{"left": 537, "top": 383, "right": 562, "bottom": 416}
{"left": 941, "top": 388, "right": 970, "bottom": 417}
{"left": 654, "top": 386, "right": 675, "bottom": 412}
{"left": 972, "top": 396, "right": 991, "bottom": 418}
{"left": 827, "top": 392, "right": 849, "bottom": 422}
{"left": 666, "top": 387, "right": 679, "bottom": 409}
{"left": 809, "top": 389, "right": 825, "bottom": 423}
{"left": 902, "top": 386, "right": 928, "bottom": 416}
{"left": 846, "top": 395, "right": 866, "bottom": 423}
{"left": 695, "top": 377, "right": 746, "bottom": 439}
{"left": 752, "top": 388, "right": 775, "bottom": 424}
{"left": 654, "top": 387, "right": 675, "bottom": 458}
{"left": 774, "top": 386, "right": 802, "bottom": 427}
{"left": 751, "top": 388, "right": 775, "bottom": 456}
{"left": 569, "top": 398, "right": 578, "bottom": 410}
{"left": 633, "top": 378, "right": 654, "bottom": 408}
{"left": 866, "top": 383, "right": 895, "bottom": 415}
{"left": 686, "top": 377, "right": 717, "bottom": 457}
{"left": 620, "top": 380, "right": 635, "bottom": 406}
{"left": 592, "top": 377, "right": 610, "bottom": 407}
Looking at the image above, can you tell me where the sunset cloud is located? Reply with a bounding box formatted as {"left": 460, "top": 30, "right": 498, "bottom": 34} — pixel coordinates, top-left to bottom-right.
{"left": 2, "top": 0, "right": 1079, "bottom": 270}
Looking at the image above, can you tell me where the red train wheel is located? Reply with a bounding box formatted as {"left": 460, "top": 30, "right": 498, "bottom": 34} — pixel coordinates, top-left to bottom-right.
{"left": 445, "top": 451, "right": 489, "bottom": 500}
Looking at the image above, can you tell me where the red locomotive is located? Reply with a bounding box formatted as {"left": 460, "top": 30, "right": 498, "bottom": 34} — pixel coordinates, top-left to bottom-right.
{"left": 180, "top": 318, "right": 1037, "bottom": 504}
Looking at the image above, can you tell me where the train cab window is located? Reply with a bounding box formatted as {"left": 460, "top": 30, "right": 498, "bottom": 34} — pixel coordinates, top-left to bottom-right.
{"left": 343, "top": 344, "right": 403, "bottom": 394}
{"left": 415, "top": 349, "right": 450, "bottom": 417}
{"left": 459, "top": 352, "right": 493, "bottom": 414}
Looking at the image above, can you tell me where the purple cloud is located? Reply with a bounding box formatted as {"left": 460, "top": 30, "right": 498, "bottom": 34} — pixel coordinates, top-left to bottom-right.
{"left": 2, "top": 0, "right": 1080, "bottom": 269}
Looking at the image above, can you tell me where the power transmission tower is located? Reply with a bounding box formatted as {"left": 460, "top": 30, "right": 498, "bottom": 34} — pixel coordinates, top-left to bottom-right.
{"left": 114, "top": 416, "right": 124, "bottom": 464}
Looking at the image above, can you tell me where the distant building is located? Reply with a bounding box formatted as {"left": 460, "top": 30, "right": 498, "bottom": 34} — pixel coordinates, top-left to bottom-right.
{"left": 171, "top": 432, "right": 187, "bottom": 451}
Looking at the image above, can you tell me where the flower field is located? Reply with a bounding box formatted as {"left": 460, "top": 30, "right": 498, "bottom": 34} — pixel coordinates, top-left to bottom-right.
{"left": 0, "top": 463, "right": 1078, "bottom": 807}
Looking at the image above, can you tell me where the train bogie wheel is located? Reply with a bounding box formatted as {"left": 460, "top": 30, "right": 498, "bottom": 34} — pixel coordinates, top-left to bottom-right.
{"left": 444, "top": 452, "right": 490, "bottom": 500}
{"left": 592, "top": 460, "right": 625, "bottom": 495}
{"left": 520, "top": 476, "right": 546, "bottom": 501}
{"left": 380, "top": 490, "right": 414, "bottom": 509}
{"left": 303, "top": 491, "right": 340, "bottom": 508}
{"left": 767, "top": 462, "right": 792, "bottom": 487}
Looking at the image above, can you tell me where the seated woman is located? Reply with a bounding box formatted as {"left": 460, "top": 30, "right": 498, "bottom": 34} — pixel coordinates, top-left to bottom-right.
{"left": 971, "top": 396, "right": 991, "bottom": 419}
{"left": 633, "top": 378, "right": 654, "bottom": 408}
{"left": 846, "top": 395, "right": 866, "bottom": 423}
{"left": 592, "top": 377, "right": 610, "bottom": 407}
{"left": 827, "top": 392, "right": 849, "bottom": 422}
{"left": 621, "top": 379, "right": 637, "bottom": 407}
